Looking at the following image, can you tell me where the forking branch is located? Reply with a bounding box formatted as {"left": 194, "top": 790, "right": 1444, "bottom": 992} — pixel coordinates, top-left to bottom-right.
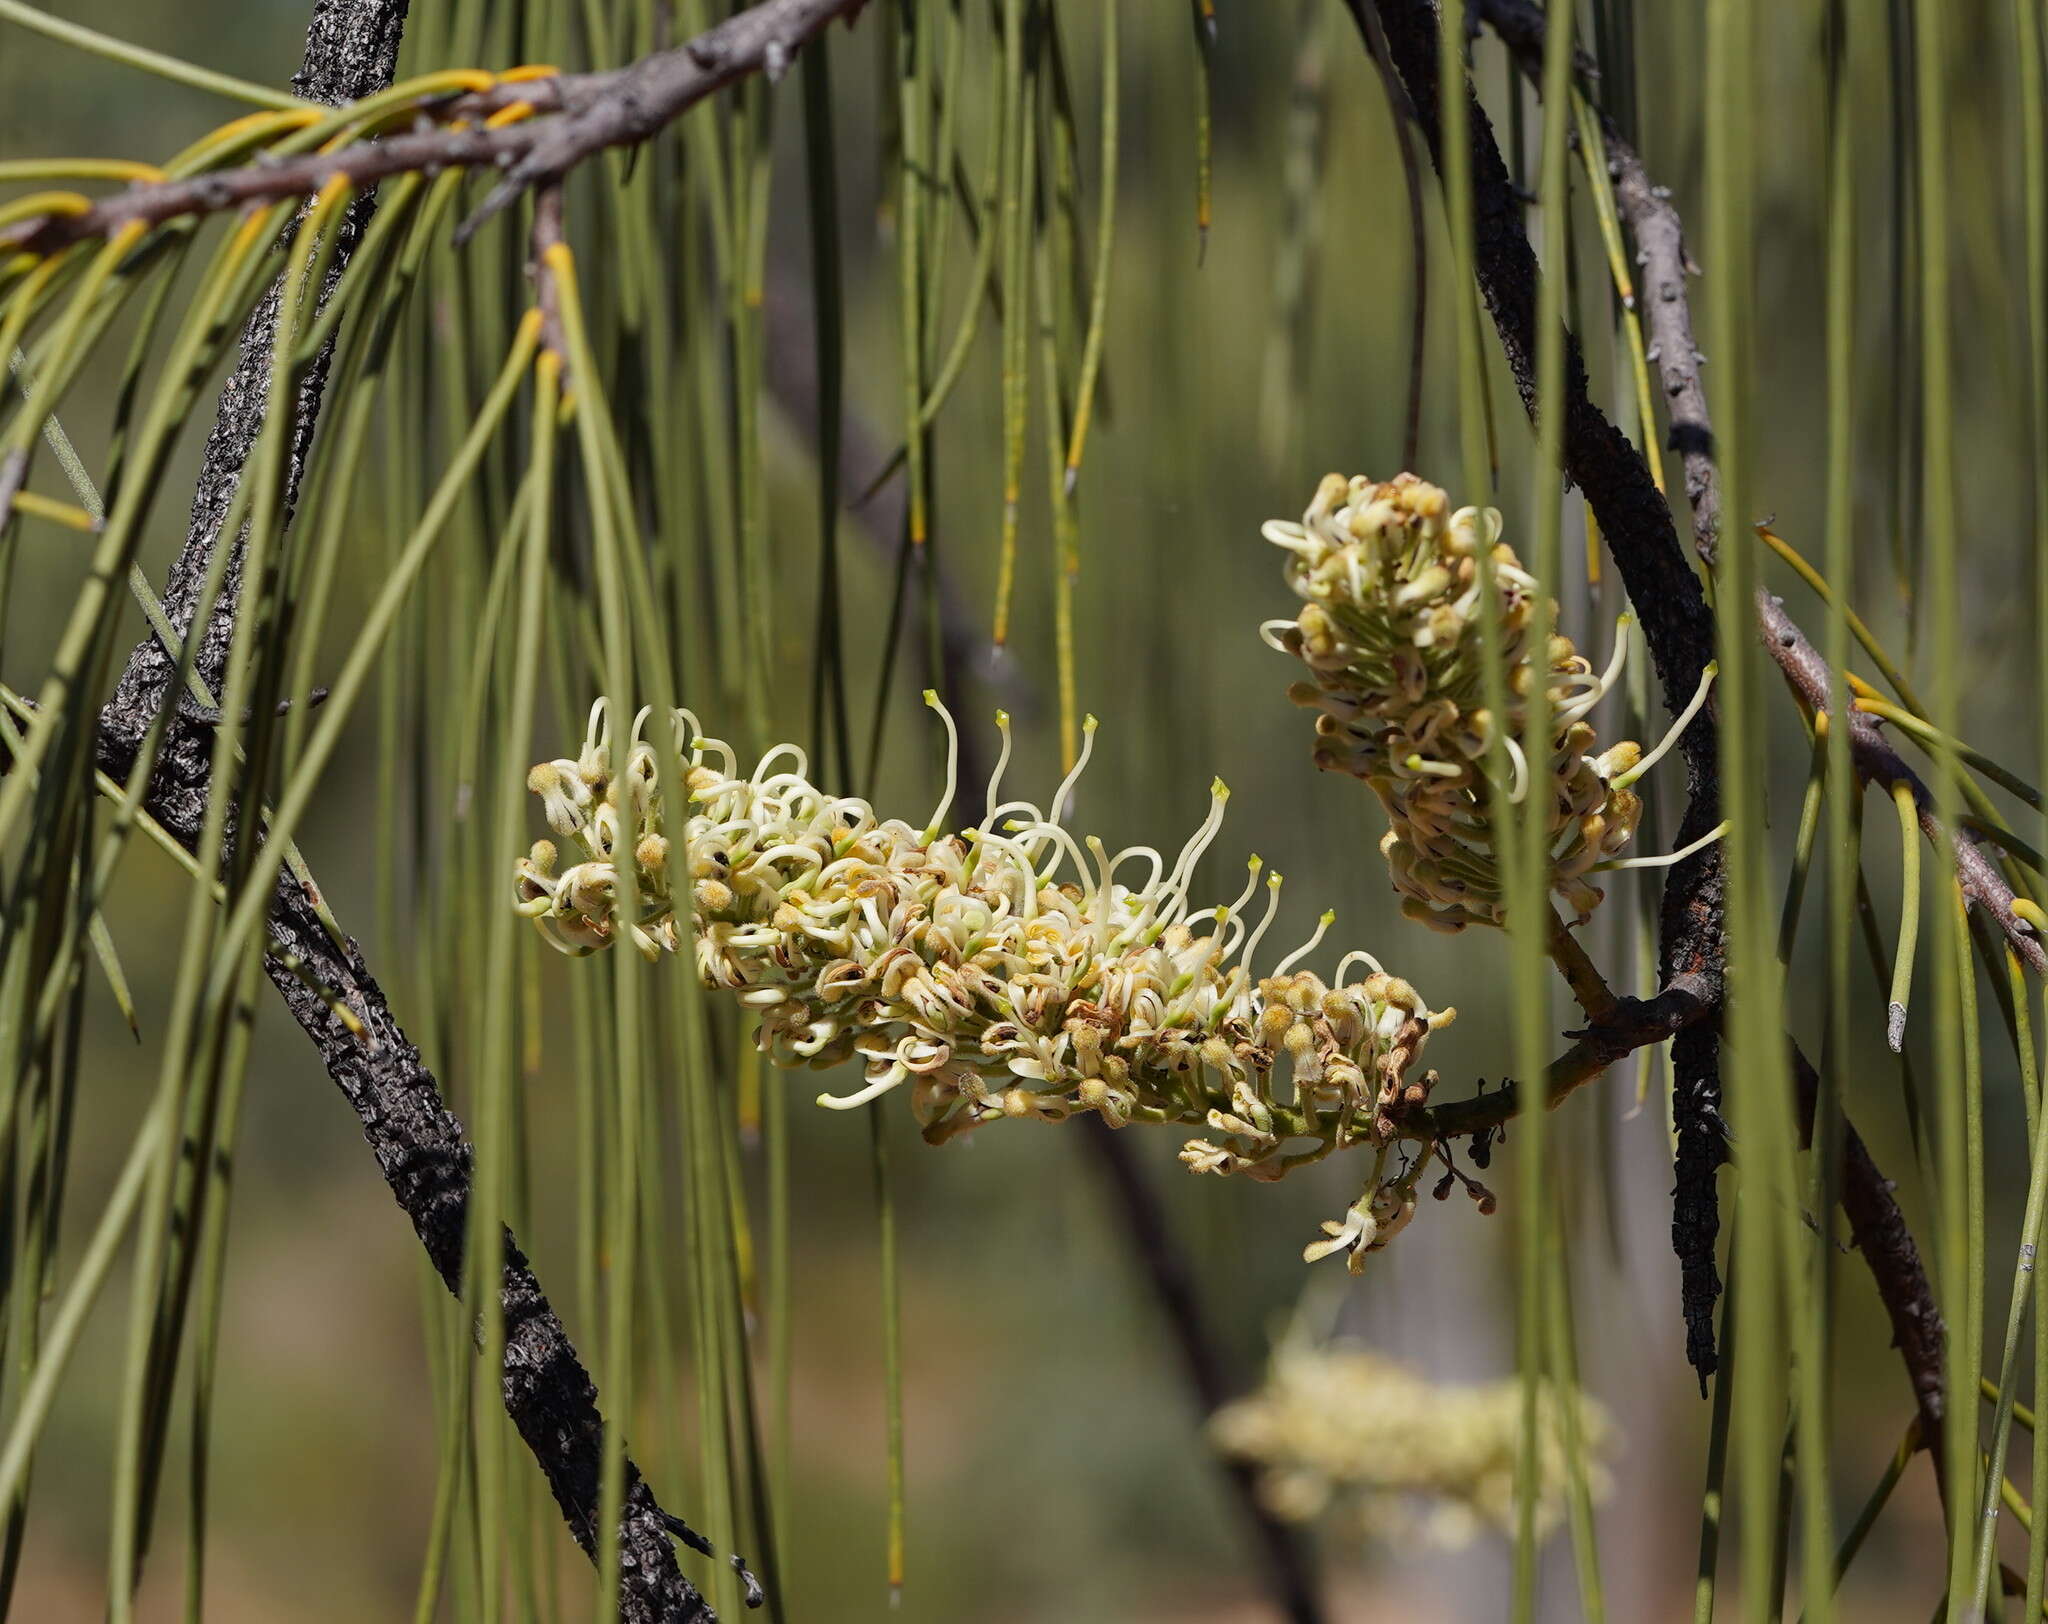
{"left": 1345, "top": 0, "right": 1957, "bottom": 1449}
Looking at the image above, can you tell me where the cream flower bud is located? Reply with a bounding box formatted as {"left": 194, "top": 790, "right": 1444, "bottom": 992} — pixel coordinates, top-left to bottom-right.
{"left": 693, "top": 878, "right": 734, "bottom": 914}
{"left": 526, "top": 763, "right": 586, "bottom": 836}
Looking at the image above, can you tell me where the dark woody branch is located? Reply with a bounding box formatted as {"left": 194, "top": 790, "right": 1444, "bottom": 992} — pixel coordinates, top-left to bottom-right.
{"left": 1483, "top": 0, "right": 1953, "bottom": 1456}
{"left": 1468, "top": 5, "right": 2015, "bottom": 1426}
{"left": 1405, "top": 983, "right": 1705, "bottom": 1141}
{"left": 1475, "top": 0, "right": 2044, "bottom": 977}
{"left": 61, "top": 0, "right": 785, "bottom": 1615}
{"left": 1791, "top": 1042, "right": 1948, "bottom": 1470}
{"left": 1352, "top": 0, "right": 1951, "bottom": 1420}
{"left": 1079, "top": 1124, "right": 1327, "bottom": 1624}
{"left": 1343, "top": 0, "right": 1730, "bottom": 1379}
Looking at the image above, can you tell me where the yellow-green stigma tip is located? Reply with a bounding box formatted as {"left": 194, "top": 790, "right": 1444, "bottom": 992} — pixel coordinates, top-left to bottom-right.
{"left": 923, "top": 688, "right": 940, "bottom": 706}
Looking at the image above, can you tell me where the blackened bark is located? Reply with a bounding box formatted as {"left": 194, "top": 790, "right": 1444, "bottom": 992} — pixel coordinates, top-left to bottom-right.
{"left": 256, "top": 874, "right": 714, "bottom": 1616}
{"left": 292, "top": 0, "right": 411, "bottom": 104}
{"left": 1672, "top": 1024, "right": 1726, "bottom": 1389}
{"left": 1349, "top": 0, "right": 1730, "bottom": 1380}
{"left": 99, "top": 0, "right": 410, "bottom": 761}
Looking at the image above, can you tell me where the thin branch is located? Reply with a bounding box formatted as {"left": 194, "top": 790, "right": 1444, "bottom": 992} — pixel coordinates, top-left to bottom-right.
{"left": 1406, "top": 982, "right": 1705, "bottom": 1140}
{"left": 1793, "top": 1041, "right": 1948, "bottom": 1477}
{"left": 0, "top": 0, "right": 872, "bottom": 258}
{"left": 1759, "top": 590, "right": 2047, "bottom": 976}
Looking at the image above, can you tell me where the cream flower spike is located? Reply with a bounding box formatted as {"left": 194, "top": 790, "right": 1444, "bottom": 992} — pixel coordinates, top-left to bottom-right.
{"left": 521, "top": 697, "right": 1461, "bottom": 1267}
{"left": 1261, "top": 471, "right": 1710, "bottom": 932}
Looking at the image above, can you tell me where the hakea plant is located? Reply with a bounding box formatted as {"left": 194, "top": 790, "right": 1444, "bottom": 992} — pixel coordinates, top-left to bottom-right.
{"left": 515, "top": 697, "right": 1471, "bottom": 1270}
{"left": 1260, "top": 473, "right": 1712, "bottom": 933}
{"left": 1210, "top": 1343, "right": 1613, "bottom": 1550}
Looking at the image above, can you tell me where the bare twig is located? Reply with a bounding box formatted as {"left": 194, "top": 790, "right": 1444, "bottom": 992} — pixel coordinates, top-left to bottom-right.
{"left": 1758, "top": 591, "right": 2047, "bottom": 975}
{"left": 1407, "top": 982, "right": 1706, "bottom": 1141}
{"left": 1792, "top": 1042, "right": 1947, "bottom": 1476}
{"left": 1, "top": 0, "right": 871, "bottom": 258}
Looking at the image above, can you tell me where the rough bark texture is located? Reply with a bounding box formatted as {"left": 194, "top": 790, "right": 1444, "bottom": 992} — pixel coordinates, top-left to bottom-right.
{"left": 1356, "top": 0, "right": 1952, "bottom": 1438}
{"left": 1349, "top": 0, "right": 1728, "bottom": 1384}
{"left": 100, "top": 0, "right": 411, "bottom": 758}
{"left": 253, "top": 874, "right": 713, "bottom": 1616}
{"left": 293, "top": 0, "right": 412, "bottom": 103}
{"left": 1671, "top": 1023, "right": 1726, "bottom": 1385}
{"left": 85, "top": 1, "right": 715, "bottom": 1616}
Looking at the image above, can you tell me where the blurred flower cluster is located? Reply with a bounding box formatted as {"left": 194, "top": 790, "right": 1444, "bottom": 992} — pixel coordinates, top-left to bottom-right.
{"left": 517, "top": 699, "right": 1467, "bottom": 1267}
{"left": 1261, "top": 472, "right": 1649, "bottom": 932}
{"left": 1211, "top": 1344, "right": 1613, "bottom": 1549}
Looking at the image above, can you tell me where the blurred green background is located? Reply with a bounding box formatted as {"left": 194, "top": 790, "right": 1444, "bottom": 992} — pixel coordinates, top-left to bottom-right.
{"left": 4, "top": 0, "right": 2036, "bottom": 1616}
